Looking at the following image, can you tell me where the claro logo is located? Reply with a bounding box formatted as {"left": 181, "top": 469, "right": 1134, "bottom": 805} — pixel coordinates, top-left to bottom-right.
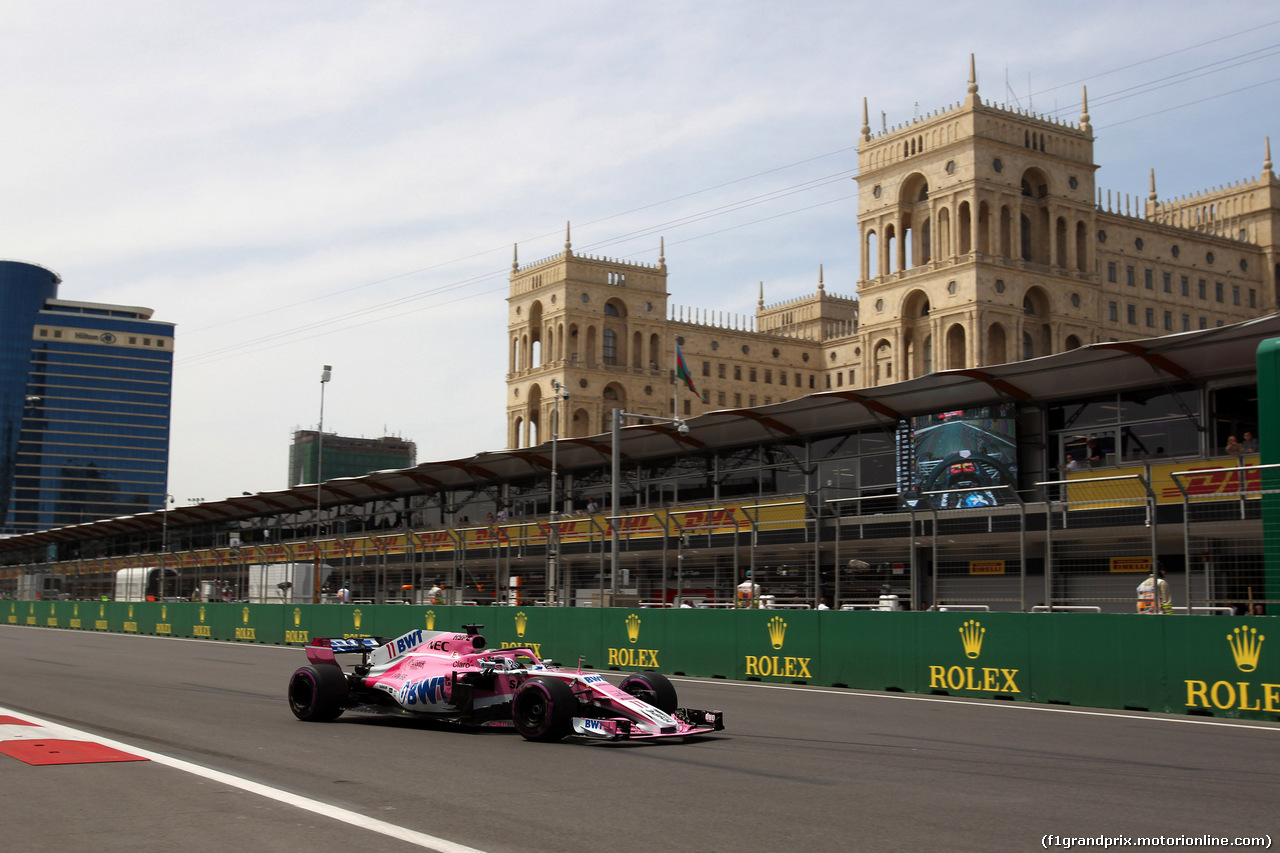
{"left": 1186, "top": 627, "right": 1278, "bottom": 712}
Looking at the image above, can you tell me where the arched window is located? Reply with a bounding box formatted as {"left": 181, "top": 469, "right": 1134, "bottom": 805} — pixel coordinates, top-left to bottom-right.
{"left": 602, "top": 329, "right": 618, "bottom": 365}
{"left": 604, "top": 303, "right": 620, "bottom": 317}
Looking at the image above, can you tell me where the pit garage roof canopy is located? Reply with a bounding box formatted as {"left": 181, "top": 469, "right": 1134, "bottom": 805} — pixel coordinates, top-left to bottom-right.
{"left": 5, "top": 314, "right": 1277, "bottom": 554}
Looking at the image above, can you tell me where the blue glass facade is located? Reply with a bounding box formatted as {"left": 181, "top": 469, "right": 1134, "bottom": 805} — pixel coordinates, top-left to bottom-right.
{"left": 0, "top": 261, "right": 173, "bottom": 533}
{"left": 0, "top": 262, "right": 62, "bottom": 530}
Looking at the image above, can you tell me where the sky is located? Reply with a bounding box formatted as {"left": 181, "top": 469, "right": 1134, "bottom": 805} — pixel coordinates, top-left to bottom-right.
{"left": 1, "top": 1, "right": 1277, "bottom": 507}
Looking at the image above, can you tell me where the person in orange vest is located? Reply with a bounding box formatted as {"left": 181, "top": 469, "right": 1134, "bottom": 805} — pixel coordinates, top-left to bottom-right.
{"left": 1136, "top": 565, "right": 1172, "bottom": 614}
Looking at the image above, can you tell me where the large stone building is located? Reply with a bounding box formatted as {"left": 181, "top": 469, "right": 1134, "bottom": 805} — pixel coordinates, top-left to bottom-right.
{"left": 506, "top": 60, "right": 1279, "bottom": 448}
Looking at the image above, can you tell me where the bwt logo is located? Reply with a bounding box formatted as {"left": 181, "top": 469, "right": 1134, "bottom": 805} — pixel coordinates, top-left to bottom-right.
{"left": 396, "top": 630, "right": 425, "bottom": 654}
{"left": 400, "top": 676, "right": 446, "bottom": 706}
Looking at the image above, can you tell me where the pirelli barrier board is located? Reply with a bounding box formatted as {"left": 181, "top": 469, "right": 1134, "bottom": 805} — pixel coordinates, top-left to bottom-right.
{"left": 5, "top": 600, "right": 1277, "bottom": 722}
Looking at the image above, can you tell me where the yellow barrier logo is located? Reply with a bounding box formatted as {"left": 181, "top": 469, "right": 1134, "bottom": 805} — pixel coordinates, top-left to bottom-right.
{"left": 626, "top": 613, "right": 641, "bottom": 644}
{"left": 768, "top": 615, "right": 786, "bottom": 650}
{"left": 425, "top": 610, "right": 436, "bottom": 630}
{"left": 515, "top": 610, "right": 528, "bottom": 638}
{"left": 745, "top": 614, "right": 811, "bottom": 679}
{"left": 241, "top": 606, "right": 250, "bottom": 624}
{"left": 1228, "top": 627, "right": 1264, "bottom": 673}
{"left": 353, "top": 609, "right": 363, "bottom": 630}
{"left": 1185, "top": 628, "right": 1276, "bottom": 712}
{"left": 293, "top": 607, "right": 302, "bottom": 627}
{"left": 960, "top": 620, "right": 985, "bottom": 659}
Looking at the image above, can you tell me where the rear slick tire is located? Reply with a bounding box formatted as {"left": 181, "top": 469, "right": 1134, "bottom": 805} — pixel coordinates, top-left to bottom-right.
{"left": 512, "top": 676, "right": 575, "bottom": 742}
{"left": 288, "top": 664, "right": 348, "bottom": 722}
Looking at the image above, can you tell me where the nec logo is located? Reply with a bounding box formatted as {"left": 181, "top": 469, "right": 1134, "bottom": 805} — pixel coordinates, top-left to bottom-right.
{"left": 428, "top": 639, "right": 450, "bottom": 651}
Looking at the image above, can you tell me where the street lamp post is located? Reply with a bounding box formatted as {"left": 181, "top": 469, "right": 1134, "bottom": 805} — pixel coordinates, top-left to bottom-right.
{"left": 548, "top": 380, "right": 570, "bottom": 606}
{"left": 159, "top": 493, "right": 174, "bottom": 601}
{"left": 609, "top": 408, "right": 688, "bottom": 601}
{"left": 315, "top": 365, "right": 332, "bottom": 603}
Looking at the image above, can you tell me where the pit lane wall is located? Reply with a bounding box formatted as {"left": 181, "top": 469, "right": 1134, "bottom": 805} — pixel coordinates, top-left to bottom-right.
{"left": 6, "top": 600, "right": 1277, "bottom": 722}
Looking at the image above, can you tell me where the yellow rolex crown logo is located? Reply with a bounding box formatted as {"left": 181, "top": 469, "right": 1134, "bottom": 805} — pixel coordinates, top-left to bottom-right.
{"left": 425, "top": 609, "right": 436, "bottom": 630}
{"left": 99, "top": 603, "right": 105, "bottom": 618}
{"left": 767, "top": 615, "right": 787, "bottom": 650}
{"left": 515, "top": 610, "right": 528, "bottom": 638}
{"left": 198, "top": 605, "right": 206, "bottom": 622}
{"left": 626, "top": 613, "right": 641, "bottom": 644}
{"left": 353, "top": 609, "right": 362, "bottom": 629}
{"left": 1227, "top": 626, "right": 1264, "bottom": 673}
{"left": 241, "top": 606, "right": 250, "bottom": 624}
{"left": 293, "top": 608, "right": 301, "bottom": 627}
{"left": 128, "top": 604, "right": 134, "bottom": 619}
{"left": 960, "top": 620, "right": 985, "bottom": 659}
{"left": 161, "top": 605, "right": 167, "bottom": 620}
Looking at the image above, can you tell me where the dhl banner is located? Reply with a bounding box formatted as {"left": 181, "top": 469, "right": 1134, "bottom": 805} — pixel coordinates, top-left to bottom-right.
{"left": 21, "top": 502, "right": 803, "bottom": 580}
{"left": 1066, "top": 458, "right": 1261, "bottom": 507}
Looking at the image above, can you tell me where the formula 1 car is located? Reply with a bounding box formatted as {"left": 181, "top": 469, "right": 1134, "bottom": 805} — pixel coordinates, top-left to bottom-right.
{"left": 287, "top": 624, "right": 724, "bottom": 742}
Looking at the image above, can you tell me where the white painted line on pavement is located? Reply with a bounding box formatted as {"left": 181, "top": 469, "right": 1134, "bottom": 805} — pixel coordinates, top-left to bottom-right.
{"left": 0, "top": 704, "right": 489, "bottom": 853}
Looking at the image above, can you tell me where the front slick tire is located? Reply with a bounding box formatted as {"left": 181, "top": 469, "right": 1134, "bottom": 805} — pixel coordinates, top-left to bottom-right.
{"left": 618, "top": 672, "right": 678, "bottom": 713}
{"left": 512, "top": 676, "right": 575, "bottom": 742}
{"left": 288, "top": 664, "right": 348, "bottom": 722}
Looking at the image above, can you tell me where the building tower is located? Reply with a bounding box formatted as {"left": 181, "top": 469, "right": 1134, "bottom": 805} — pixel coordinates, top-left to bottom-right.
{"left": 507, "top": 225, "right": 672, "bottom": 447}
{"left": 0, "top": 260, "right": 174, "bottom": 533}
{"left": 855, "top": 56, "right": 1099, "bottom": 379}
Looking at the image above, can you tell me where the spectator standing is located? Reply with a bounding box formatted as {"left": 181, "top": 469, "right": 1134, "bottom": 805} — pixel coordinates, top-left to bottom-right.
{"left": 1136, "top": 566, "right": 1172, "bottom": 614}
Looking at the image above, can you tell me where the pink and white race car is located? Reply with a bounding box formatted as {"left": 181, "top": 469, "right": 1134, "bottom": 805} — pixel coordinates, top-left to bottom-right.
{"left": 287, "top": 623, "right": 724, "bottom": 742}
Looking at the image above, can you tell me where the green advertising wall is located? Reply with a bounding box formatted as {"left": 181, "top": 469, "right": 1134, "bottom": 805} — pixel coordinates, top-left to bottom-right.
{"left": 5, "top": 599, "right": 1276, "bottom": 722}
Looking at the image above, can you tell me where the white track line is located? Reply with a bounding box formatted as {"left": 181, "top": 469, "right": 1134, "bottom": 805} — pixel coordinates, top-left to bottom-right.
{"left": 670, "top": 676, "right": 1280, "bottom": 732}
{"left": 0, "top": 704, "right": 488, "bottom": 853}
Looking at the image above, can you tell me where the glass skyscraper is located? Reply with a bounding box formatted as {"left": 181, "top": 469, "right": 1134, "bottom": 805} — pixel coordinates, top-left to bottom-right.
{"left": 0, "top": 260, "right": 174, "bottom": 534}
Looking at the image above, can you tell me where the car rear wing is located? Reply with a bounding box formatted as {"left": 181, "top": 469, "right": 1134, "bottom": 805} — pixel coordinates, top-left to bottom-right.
{"left": 311, "top": 637, "right": 390, "bottom": 653}
{"left": 304, "top": 636, "right": 391, "bottom": 667}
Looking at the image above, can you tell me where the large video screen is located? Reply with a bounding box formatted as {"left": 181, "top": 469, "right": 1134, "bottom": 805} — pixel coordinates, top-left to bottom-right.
{"left": 897, "top": 403, "right": 1018, "bottom": 509}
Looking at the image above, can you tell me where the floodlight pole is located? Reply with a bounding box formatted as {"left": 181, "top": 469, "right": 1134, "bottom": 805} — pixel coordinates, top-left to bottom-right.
{"left": 315, "top": 365, "right": 332, "bottom": 604}
{"left": 548, "top": 380, "right": 569, "bottom": 606}
{"left": 609, "top": 408, "right": 687, "bottom": 602}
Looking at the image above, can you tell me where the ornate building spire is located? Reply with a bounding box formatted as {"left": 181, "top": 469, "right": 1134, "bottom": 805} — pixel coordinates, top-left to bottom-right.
{"left": 965, "top": 54, "right": 980, "bottom": 106}
{"left": 818, "top": 264, "right": 825, "bottom": 294}
{"left": 564, "top": 221, "right": 572, "bottom": 255}
{"left": 1080, "top": 86, "right": 1091, "bottom": 133}
{"left": 758, "top": 281, "right": 764, "bottom": 309}
{"left": 1149, "top": 169, "right": 1158, "bottom": 203}
{"left": 512, "top": 243, "right": 519, "bottom": 272}
{"left": 1265, "top": 136, "right": 1274, "bottom": 176}
{"left": 861, "top": 97, "right": 871, "bottom": 141}
{"left": 659, "top": 235, "right": 666, "bottom": 269}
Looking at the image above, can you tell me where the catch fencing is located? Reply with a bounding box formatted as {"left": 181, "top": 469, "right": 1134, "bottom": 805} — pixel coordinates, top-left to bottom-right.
{"left": 6, "top": 466, "right": 1279, "bottom": 613}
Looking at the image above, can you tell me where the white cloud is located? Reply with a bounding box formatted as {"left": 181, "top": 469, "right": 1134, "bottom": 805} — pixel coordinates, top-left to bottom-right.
{"left": 0, "top": 0, "right": 1275, "bottom": 504}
